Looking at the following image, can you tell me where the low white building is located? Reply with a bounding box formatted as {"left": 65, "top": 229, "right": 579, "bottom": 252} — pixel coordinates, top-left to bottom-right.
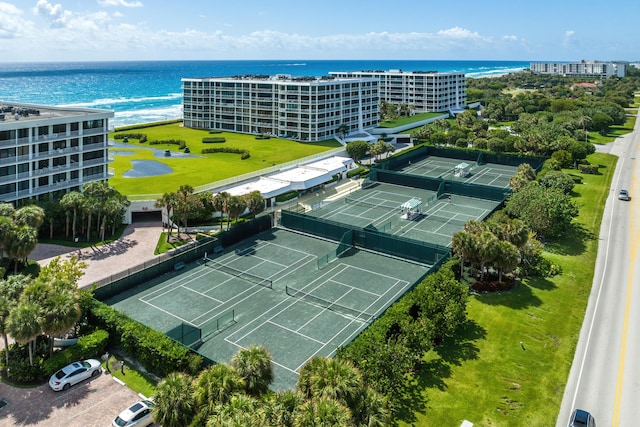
{"left": 328, "top": 69, "right": 467, "bottom": 113}
{"left": 182, "top": 74, "right": 380, "bottom": 142}
{"left": 0, "top": 102, "right": 114, "bottom": 204}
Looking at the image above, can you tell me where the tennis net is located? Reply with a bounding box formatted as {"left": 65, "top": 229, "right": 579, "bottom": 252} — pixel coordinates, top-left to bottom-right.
{"left": 426, "top": 213, "right": 475, "bottom": 227}
{"left": 203, "top": 257, "right": 273, "bottom": 289}
{"left": 344, "top": 197, "right": 399, "bottom": 212}
{"left": 285, "top": 286, "right": 373, "bottom": 322}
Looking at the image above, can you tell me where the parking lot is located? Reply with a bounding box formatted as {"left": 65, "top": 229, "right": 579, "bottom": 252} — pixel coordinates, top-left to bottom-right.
{"left": 0, "top": 371, "right": 150, "bottom": 427}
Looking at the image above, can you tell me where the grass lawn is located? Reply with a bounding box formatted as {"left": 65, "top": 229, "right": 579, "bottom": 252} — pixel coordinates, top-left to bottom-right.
{"left": 102, "top": 356, "right": 157, "bottom": 398}
{"left": 398, "top": 152, "right": 616, "bottom": 426}
{"left": 379, "top": 112, "right": 445, "bottom": 128}
{"left": 589, "top": 115, "right": 636, "bottom": 145}
{"left": 109, "top": 123, "right": 341, "bottom": 196}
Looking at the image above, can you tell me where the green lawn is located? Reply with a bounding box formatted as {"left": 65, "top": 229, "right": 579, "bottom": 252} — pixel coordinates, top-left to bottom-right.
{"left": 109, "top": 123, "right": 341, "bottom": 197}
{"left": 399, "top": 153, "right": 616, "bottom": 426}
{"left": 379, "top": 112, "right": 445, "bottom": 128}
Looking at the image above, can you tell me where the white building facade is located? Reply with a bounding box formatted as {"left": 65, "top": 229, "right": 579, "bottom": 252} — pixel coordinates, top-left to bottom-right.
{"left": 182, "top": 75, "right": 379, "bottom": 142}
{"left": 530, "top": 61, "right": 626, "bottom": 78}
{"left": 328, "top": 69, "right": 466, "bottom": 113}
{"left": 0, "top": 102, "right": 114, "bottom": 204}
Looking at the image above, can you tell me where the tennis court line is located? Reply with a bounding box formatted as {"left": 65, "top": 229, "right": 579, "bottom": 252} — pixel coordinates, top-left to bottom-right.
{"left": 327, "top": 278, "right": 383, "bottom": 298}
{"left": 142, "top": 268, "right": 225, "bottom": 304}
{"left": 265, "top": 319, "right": 326, "bottom": 345}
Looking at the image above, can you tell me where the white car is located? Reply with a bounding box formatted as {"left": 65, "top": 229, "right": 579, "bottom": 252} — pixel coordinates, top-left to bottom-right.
{"left": 112, "top": 400, "right": 155, "bottom": 427}
{"left": 618, "top": 189, "right": 630, "bottom": 201}
{"left": 48, "top": 359, "right": 102, "bottom": 391}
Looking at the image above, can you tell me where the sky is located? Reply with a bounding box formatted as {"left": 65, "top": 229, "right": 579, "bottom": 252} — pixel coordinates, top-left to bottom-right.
{"left": 0, "top": 0, "right": 638, "bottom": 63}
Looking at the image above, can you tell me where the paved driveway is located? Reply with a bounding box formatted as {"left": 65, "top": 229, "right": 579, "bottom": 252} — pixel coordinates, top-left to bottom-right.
{"left": 0, "top": 371, "right": 149, "bottom": 426}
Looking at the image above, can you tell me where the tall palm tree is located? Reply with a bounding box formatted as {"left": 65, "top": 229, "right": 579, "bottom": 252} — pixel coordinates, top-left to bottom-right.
{"left": 0, "top": 215, "right": 13, "bottom": 259}
{"left": 451, "top": 231, "right": 476, "bottom": 277}
{"left": 155, "top": 192, "right": 179, "bottom": 241}
{"left": 40, "top": 286, "right": 81, "bottom": 354}
{"left": 213, "top": 191, "right": 231, "bottom": 227}
{"left": 192, "top": 363, "right": 245, "bottom": 421}
{"left": 60, "top": 191, "right": 85, "bottom": 241}
{"left": 243, "top": 191, "right": 266, "bottom": 218}
{"left": 7, "top": 302, "right": 41, "bottom": 367}
{"left": 231, "top": 344, "right": 274, "bottom": 396}
{"left": 292, "top": 397, "right": 352, "bottom": 427}
{"left": 152, "top": 372, "right": 196, "bottom": 427}
{"left": 7, "top": 224, "right": 38, "bottom": 273}
{"left": 14, "top": 205, "right": 45, "bottom": 229}
{"left": 0, "top": 294, "right": 14, "bottom": 367}
{"left": 226, "top": 196, "right": 247, "bottom": 230}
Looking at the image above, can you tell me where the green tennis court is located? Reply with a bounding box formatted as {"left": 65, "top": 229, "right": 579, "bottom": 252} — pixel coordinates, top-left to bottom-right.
{"left": 105, "top": 228, "right": 427, "bottom": 390}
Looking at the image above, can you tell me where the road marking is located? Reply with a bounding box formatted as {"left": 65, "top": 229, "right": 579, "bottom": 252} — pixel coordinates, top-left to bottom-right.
{"left": 611, "top": 135, "right": 639, "bottom": 426}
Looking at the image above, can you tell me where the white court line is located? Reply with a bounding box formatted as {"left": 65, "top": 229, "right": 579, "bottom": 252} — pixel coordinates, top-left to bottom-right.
{"left": 266, "top": 319, "right": 325, "bottom": 345}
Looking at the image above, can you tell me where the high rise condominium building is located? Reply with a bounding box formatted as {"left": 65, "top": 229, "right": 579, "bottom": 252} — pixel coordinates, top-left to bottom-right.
{"left": 0, "top": 102, "right": 114, "bottom": 204}
{"left": 530, "top": 61, "right": 626, "bottom": 78}
{"left": 328, "top": 69, "right": 467, "bottom": 113}
{"left": 182, "top": 75, "right": 379, "bottom": 141}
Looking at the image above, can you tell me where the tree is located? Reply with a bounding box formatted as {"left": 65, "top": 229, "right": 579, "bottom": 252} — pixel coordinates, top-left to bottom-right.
{"left": 40, "top": 285, "right": 81, "bottom": 354}
{"left": 231, "top": 344, "right": 274, "bottom": 396}
{"left": 263, "top": 390, "right": 303, "bottom": 427}
{"left": 174, "top": 185, "right": 202, "bottom": 236}
{"left": 244, "top": 191, "right": 266, "bottom": 218}
{"left": 336, "top": 124, "right": 349, "bottom": 139}
{"left": 152, "top": 372, "right": 196, "bottom": 427}
{"left": 155, "top": 192, "right": 179, "bottom": 241}
{"left": 212, "top": 191, "right": 231, "bottom": 226}
{"left": 0, "top": 275, "right": 30, "bottom": 367}
{"left": 451, "top": 231, "right": 477, "bottom": 276}
{"left": 6, "top": 224, "right": 38, "bottom": 273}
{"left": 14, "top": 205, "right": 45, "bottom": 229}
{"left": 293, "top": 397, "right": 352, "bottom": 427}
{"left": 297, "top": 356, "right": 361, "bottom": 410}
{"left": 345, "top": 140, "right": 370, "bottom": 163}
{"left": 37, "top": 255, "right": 87, "bottom": 286}
{"left": 568, "top": 140, "right": 596, "bottom": 168}
{"left": 60, "top": 191, "right": 85, "bottom": 241}
{"left": 505, "top": 181, "right": 579, "bottom": 238}
{"left": 7, "top": 302, "right": 41, "bottom": 366}
{"left": 509, "top": 162, "right": 536, "bottom": 192}
{"left": 192, "top": 363, "right": 245, "bottom": 422}
{"left": 494, "top": 240, "right": 520, "bottom": 281}
{"left": 207, "top": 394, "right": 264, "bottom": 427}
{"left": 226, "top": 195, "right": 247, "bottom": 229}
{"left": 538, "top": 170, "right": 575, "bottom": 194}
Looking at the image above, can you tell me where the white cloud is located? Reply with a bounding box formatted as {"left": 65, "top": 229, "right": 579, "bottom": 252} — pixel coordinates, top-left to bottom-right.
{"left": 32, "top": 0, "right": 73, "bottom": 28}
{"left": 98, "top": 0, "right": 143, "bottom": 7}
{"left": 0, "top": 2, "right": 26, "bottom": 39}
{"left": 563, "top": 29, "right": 576, "bottom": 48}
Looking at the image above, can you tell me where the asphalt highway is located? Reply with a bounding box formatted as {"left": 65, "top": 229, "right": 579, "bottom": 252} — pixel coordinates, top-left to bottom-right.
{"left": 557, "top": 112, "right": 640, "bottom": 426}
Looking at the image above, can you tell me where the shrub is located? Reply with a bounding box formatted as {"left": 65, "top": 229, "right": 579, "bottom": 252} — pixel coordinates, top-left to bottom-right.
{"left": 88, "top": 300, "right": 203, "bottom": 377}
{"left": 347, "top": 166, "right": 368, "bottom": 179}
{"left": 148, "top": 139, "right": 186, "bottom": 149}
{"left": 578, "top": 163, "right": 599, "bottom": 174}
{"left": 208, "top": 130, "right": 222, "bottom": 134}
{"left": 255, "top": 134, "right": 271, "bottom": 140}
{"left": 202, "top": 137, "right": 226, "bottom": 143}
{"left": 275, "top": 190, "right": 298, "bottom": 203}
{"left": 113, "top": 133, "right": 148, "bottom": 143}
{"left": 240, "top": 151, "right": 250, "bottom": 160}
{"left": 42, "top": 329, "right": 110, "bottom": 376}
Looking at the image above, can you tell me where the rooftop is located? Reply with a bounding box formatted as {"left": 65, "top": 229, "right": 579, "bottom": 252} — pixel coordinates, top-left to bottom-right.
{"left": 0, "top": 101, "right": 113, "bottom": 125}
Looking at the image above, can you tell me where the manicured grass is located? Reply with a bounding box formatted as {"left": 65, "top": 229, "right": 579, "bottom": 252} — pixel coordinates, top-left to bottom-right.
{"left": 379, "top": 112, "right": 445, "bottom": 128}
{"left": 102, "top": 356, "right": 157, "bottom": 398}
{"left": 399, "top": 153, "right": 616, "bottom": 426}
{"left": 109, "top": 123, "right": 341, "bottom": 196}
{"left": 589, "top": 115, "right": 636, "bottom": 145}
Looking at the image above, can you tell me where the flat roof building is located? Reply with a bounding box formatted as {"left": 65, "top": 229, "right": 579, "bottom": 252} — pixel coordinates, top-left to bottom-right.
{"left": 0, "top": 102, "right": 114, "bottom": 204}
{"left": 530, "top": 61, "right": 626, "bottom": 78}
{"left": 328, "top": 69, "right": 466, "bottom": 113}
{"left": 182, "top": 74, "right": 380, "bottom": 142}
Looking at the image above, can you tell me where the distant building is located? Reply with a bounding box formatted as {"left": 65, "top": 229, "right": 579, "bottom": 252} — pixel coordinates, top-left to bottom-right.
{"left": 182, "top": 75, "right": 379, "bottom": 142}
{"left": 328, "top": 69, "right": 467, "bottom": 113}
{"left": 530, "top": 61, "right": 626, "bottom": 78}
{"left": 0, "top": 102, "right": 114, "bottom": 204}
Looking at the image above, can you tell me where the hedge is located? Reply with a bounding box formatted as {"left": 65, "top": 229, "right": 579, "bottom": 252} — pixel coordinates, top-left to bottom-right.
{"left": 347, "top": 166, "right": 369, "bottom": 179}
{"left": 148, "top": 139, "right": 187, "bottom": 149}
{"left": 255, "top": 134, "right": 271, "bottom": 140}
{"left": 578, "top": 163, "right": 599, "bottom": 174}
{"left": 202, "top": 137, "right": 226, "bottom": 143}
{"left": 42, "top": 329, "right": 110, "bottom": 376}
{"left": 113, "top": 133, "right": 148, "bottom": 143}
{"left": 88, "top": 300, "right": 203, "bottom": 377}
{"left": 275, "top": 190, "right": 298, "bottom": 203}
{"left": 112, "top": 119, "right": 182, "bottom": 132}
{"left": 201, "top": 147, "right": 250, "bottom": 160}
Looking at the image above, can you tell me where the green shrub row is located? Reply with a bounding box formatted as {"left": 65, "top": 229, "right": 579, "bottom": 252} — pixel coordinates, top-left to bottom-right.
{"left": 88, "top": 300, "right": 203, "bottom": 377}
{"left": 579, "top": 163, "right": 599, "bottom": 174}
{"left": 113, "top": 119, "right": 182, "bottom": 132}
{"left": 201, "top": 147, "right": 250, "bottom": 160}
{"left": 346, "top": 166, "right": 369, "bottom": 179}
{"left": 275, "top": 190, "right": 298, "bottom": 203}
{"left": 42, "top": 329, "right": 110, "bottom": 376}
{"left": 113, "top": 133, "right": 148, "bottom": 143}
{"left": 148, "top": 139, "right": 187, "bottom": 149}
{"left": 208, "top": 130, "right": 222, "bottom": 134}
{"left": 202, "top": 137, "right": 226, "bottom": 143}
{"left": 255, "top": 134, "right": 271, "bottom": 140}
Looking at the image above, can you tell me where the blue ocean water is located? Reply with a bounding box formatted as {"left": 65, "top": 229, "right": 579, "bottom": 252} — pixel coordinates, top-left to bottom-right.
{"left": 0, "top": 60, "right": 529, "bottom": 127}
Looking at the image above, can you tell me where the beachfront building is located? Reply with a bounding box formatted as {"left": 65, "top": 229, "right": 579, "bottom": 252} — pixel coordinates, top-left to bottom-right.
{"left": 530, "top": 61, "right": 626, "bottom": 78}
{"left": 182, "top": 75, "right": 379, "bottom": 142}
{"left": 0, "top": 102, "right": 114, "bottom": 204}
{"left": 328, "top": 69, "right": 466, "bottom": 113}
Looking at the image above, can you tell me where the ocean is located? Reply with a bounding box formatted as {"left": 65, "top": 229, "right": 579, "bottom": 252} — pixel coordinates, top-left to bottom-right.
{"left": 0, "top": 60, "right": 529, "bottom": 128}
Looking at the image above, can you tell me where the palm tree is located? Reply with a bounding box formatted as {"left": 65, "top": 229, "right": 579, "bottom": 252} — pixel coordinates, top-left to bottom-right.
{"left": 292, "top": 397, "right": 352, "bottom": 427}
{"left": 231, "top": 344, "right": 274, "bottom": 396}
{"left": 7, "top": 302, "right": 41, "bottom": 367}
{"left": 243, "top": 191, "right": 266, "bottom": 218}
{"left": 6, "top": 224, "right": 38, "bottom": 273}
{"left": 352, "top": 387, "right": 390, "bottom": 427}
{"left": 297, "top": 356, "right": 361, "bottom": 409}
{"left": 225, "top": 196, "right": 247, "bottom": 230}
{"left": 207, "top": 394, "right": 263, "bottom": 427}
{"left": 40, "top": 286, "right": 81, "bottom": 354}
{"left": 0, "top": 276, "right": 31, "bottom": 367}
{"left": 0, "top": 215, "right": 13, "bottom": 259}
{"left": 0, "top": 294, "right": 14, "bottom": 368}
{"left": 451, "top": 231, "right": 476, "bottom": 277}
{"left": 213, "top": 191, "right": 231, "bottom": 227}
{"left": 263, "top": 390, "right": 303, "bottom": 427}
{"left": 60, "top": 191, "right": 85, "bottom": 241}
{"left": 152, "top": 372, "right": 196, "bottom": 427}
{"left": 14, "top": 205, "right": 45, "bottom": 229}
{"left": 155, "top": 192, "right": 179, "bottom": 241}
{"left": 192, "top": 363, "right": 245, "bottom": 420}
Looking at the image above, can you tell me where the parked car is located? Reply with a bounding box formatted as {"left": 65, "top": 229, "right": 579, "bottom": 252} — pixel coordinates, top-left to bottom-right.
{"left": 569, "top": 408, "right": 596, "bottom": 427}
{"left": 618, "top": 189, "right": 630, "bottom": 201}
{"left": 48, "top": 359, "right": 102, "bottom": 391}
{"left": 112, "top": 400, "right": 155, "bottom": 427}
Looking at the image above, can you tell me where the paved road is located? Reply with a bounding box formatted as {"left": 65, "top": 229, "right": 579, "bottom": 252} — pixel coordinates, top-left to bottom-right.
{"left": 557, "top": 116, "right": 640, "bottom": 426}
